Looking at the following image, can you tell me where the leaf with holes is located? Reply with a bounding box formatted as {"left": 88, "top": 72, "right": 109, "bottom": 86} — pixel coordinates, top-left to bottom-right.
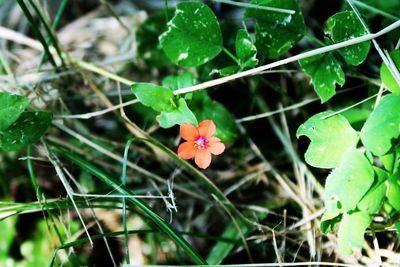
{"left": 245, "top": 0, "right": 305, "bottom": 59}
{"left": 159, "top": 2, "right": 222, "bottom": 67}
{"left": 380, "top": 50, "right": 400, "bottom": 93}
{"left": 360, "top": 94, "right": 400, "bottom": 156}
{"left": 324, "top": 149, "right": 374, "bottom": 217}
{"left": 0, "top": 92, "right": 29, "bottom": 131}
{"left": 338, "top": 211, "right": 371, "bottom": 255}
{"left": 158, "top": 98, "right": 198, "bottom": 128}
{"left": 0, "top": 111, "right": 53, "bottom": 151}
{"left": 236, "top": 29, "right": 258, "bottom": 69}
{"left": 296, "top": 111, "right": 359, "bottom": 168}
{"left": 299, "top": 52, "right": 345, "bottom": 103}
{"left": 324, "top": 11, "right": 371, "bottom": 66}
{"left": 131, "top": 83, "right": 175, "bottom": 112}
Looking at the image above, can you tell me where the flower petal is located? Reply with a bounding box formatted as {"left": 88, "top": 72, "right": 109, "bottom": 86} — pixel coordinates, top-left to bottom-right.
{"left": 195, "top": 149, "right": 212, "bottom": 169}
{"left": 198, "top": 120, "right": 216, "bottom": 138}
{"left": 180, "top": 123, "right": 198, "bottom": 141}
{"left": 208, "top": 141, "right": 225, "bottom": 155}
{"left": 178, "top": 141, "right": 196, "bottom": 159}
{"left": 208, "top": 136, "right": 221, "bottom": 143}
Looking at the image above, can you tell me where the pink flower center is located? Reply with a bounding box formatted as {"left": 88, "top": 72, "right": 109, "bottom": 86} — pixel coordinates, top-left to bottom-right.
{"left": 194, "top": 136, "right": 208, "bottom": 150}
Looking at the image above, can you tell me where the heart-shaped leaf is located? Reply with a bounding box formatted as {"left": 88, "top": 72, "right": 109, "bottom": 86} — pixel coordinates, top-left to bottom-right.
{"left": 131, "top": 83, "right": 175, "bottom": 112}
{"left": 299, "top": 52, "right": 345, "bottom": 103}
{"left": 324, "top": 11, "right": 371, "bottom": 66}
{"left": 245, "top": 0, "right": 305, "bottom": 59}
{"left": 360, "top": 93, "right": 400, "bottom": 156}
{"left": 296, "top": 111, "right": 358, "bottom": 168}
{"left": 160, "top": 2, "right": 222, "bottom": 67}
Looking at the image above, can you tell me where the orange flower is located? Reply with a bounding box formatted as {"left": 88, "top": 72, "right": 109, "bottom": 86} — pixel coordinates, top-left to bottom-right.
{"left": 177, "top": 120, "right": 225, "bottom": 169}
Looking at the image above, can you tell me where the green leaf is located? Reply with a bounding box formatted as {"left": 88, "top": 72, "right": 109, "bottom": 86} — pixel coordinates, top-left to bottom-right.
{"left": 324, "top": 149, "right": 375, "bottom": 216}
{"left": 235, "top": 29, "right": 258, "bottom": 69}
{"left": 387, "top": 174, "right": 400, "bottom": 212}
{"left": 211, "top": 65, "right": 240, "bottom": 77}
{"left": 131, "top": 83, "right": 175, "bottom": 112}
{"left": 0, "top": 111, "right": 53, "bottom": 151}
{"left": 136, "top": 11, "right": 172, "bottom": 67}
{"left": 338, "top": 211, "right": 371, "bottom": 255}
{"left": 299, "top": 52, "right": 345, "bottom": 102}
{"left": 296, "top": 111, "right": 359, "bottom": 168}
{"left": 0, "top": 92, "right": 29, "bottom": 131}
{"left": 159, "top": 2, "right": 223, "bottom": 67}
{"left": 396, "top": 221, "right": 400, "bottom": 235}
{"left": 195, "top": 96, "right": 239, "bottom": 143}
{"left": 320, "top": 213, "right": 342, "bottom": 234}
{"left": 324, "top": 11, "right": 371, "bottom": 66}
{"left": 357, "top": 167, "right": 387, "bottom": 214}
{"left": 0, "top": 217, "right": 15, "bottom": 260}
{"left": 158, "top": 98, "right": 198, "bottom": 128}
{"left": 245, "top": 0, "right": 305, "bottom": 59}
{"left": 360, "top": 94, "right": 400, "bottom": 156}
{"left": 162, "top": 72, "right": 195, "bottom": 91}
{"left": 380, "top": 50, "right": 400, "bottom": 93}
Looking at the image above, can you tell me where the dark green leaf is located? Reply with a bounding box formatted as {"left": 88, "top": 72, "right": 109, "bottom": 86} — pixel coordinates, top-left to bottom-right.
{"left": 211, "top": 65, "right": 240, "bottom": 77}
{"left": 380, "top": 50, "right": 400, "bottom": 93}
{"left": 324, "top": 149, "right": 374, "bottom": 216}
{"left": 0, "top": 111, "right": 53, "bottom": 151}
{"left": 338, "top": 211, "right": 371, "bottom": 255}
{"left": 235, "top": 29, "right": 258, "bottom": 69}
{"left": 299, "top": 52, "right": 345, "bottom": 102}
{"left": 160, "top": 2, "right": 222, "bottom": 67}
{"left": 158, "top": 98, "right": 198, "bottom": 128}
{"left": 324, "top": 11, "right": 371, "bottom": 66}
{"left": 360, "top": 93, "right": 400, "bottom": 156}
{"left": 131, "top": 83, "right": 175, "bottom": 112}
{"left": 0, "top": 92, "right": 29, "bottom": 131}
{"left": 296, "top": 111, "right": 359, "bottom": 169}
{"left": 245, "top": 0, "right": 305, "bottom": 59}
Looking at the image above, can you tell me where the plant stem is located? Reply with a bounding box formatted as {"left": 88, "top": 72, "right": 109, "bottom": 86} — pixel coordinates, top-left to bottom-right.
{"left": 222, "top": 47, "right": 240, "bottom": 65}
{"left": 71, "top": 58, "right": 134, "bottom": 86}
{"left": 174, "top": 19, "right": 400, "bottom": 95}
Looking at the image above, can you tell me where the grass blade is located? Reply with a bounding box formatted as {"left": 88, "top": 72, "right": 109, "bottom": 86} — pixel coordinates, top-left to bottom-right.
{"left": 16, "top": 0, "right": 58, "bottom": 68}
{"left": 51, "top": 145, "right": 208, "bottom": 265}
{"left": 27, "top": 0, "right": 65, "bottom": 66}
{"left": 37, "top": 0, "right": 68, "bottom": 70}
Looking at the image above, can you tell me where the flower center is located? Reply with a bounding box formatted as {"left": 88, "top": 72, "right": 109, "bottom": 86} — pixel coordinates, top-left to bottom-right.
{"left": 194, "top": 136, "right": 208, "bottom": 150}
